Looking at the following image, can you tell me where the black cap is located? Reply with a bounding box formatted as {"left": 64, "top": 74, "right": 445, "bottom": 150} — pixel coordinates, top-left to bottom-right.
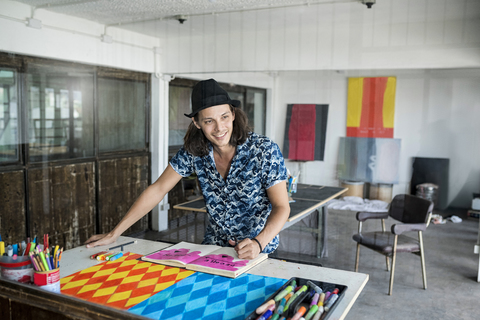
{"left": 184, "top": 79, "right": 241, "bottom": 118}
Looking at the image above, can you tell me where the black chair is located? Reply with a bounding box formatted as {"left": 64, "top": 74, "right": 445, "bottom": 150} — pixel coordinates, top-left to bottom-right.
{"left": 352, "top": 194, "right": 434, "bottom": 295}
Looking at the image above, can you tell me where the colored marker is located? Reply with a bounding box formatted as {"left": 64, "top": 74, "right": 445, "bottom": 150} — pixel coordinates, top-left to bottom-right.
{"left": 46, "top": 252, "right": 53, "bottom": 270}
{"left": 39, "top": 251, "right": 50, "bottom": 271}
{"left": 90, "top": 251, "right": 108, "bottom": 260}
{"left": 257, "top": 309, "right": 274, "bottom": 320}
{"left": 24, "top": 242, "right": 31, "bottom": 256}
{"left": 12, "top": 243, "right": 18, "bottom": 255}
{"left": 310, "top": 293, "right": 319, "bottom": 307}
{"left": 270, "top": 314, "right": 280, "bottom": 320}
{"left": 304, "top": 305, "right": 318, "bottom": 320}
{"left": 290, "top": 280, "right": 297, "bottom": 290}
{"left": 307, "top": 281, "right": 323, "bottom": 294}
{"left": 305, "top": 289, "right": 314, "bottom": 300}
{"left": 325, "top": 288, "right": 338, "bottom": 299}
{"left": 7, "top": 245, "right": 13, "bottom": 257}
{"left": 274, "top": 283, "right": 294, "bottom": 301}
{"left": 291, "top": 306, "right": 307, "bottom": 320}
{"left": 324, "top": 293, "right": 339, "bottom": 312}
{"left": 313, "top": 292, "right": 326, "bottom": 320}
{"left": 256, "top": 299, "right": 275, "bottom": 314}
{"left": 317, "top": 292, "right": 325, "bottom": 307}
{"left": 96, "top": 251, "right": 114, "bottom": 261}
{"left": 284, "top": 285, "right": 308, "bottom": 313}
{"left": 312, "top": 308, "right": 323, "bottom": 320}
{"left": 324, "top": 291, "right": 331, "bottom": 302}
{"left": 109, "top": 252, "right": 124, "bottom": 262}
{"left": 0, "top": 241, "right": 4, "bottom": 256}
{"left": 106, "top": 252, "right": 117, "bottom": 261}
{"left": 276, "top": 298, "right": 287, "bottom": 315}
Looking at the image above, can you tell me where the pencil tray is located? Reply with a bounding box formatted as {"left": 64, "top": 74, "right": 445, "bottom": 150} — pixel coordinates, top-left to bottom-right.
{"left": 244, "top": 277, "right": 347, "bottom": 320}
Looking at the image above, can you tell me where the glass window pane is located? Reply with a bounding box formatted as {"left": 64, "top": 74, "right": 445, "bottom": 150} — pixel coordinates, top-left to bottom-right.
{"left": 27, "top": 65, "right": 95, "bottom": 161}
{"left": 98, "top": 78, "right": 146, "bottom": 153}
{"left": 246, "top": 89, "right": 266, "bottom": 135}
{"left": 0, "top": 69, "right": 19, "bottom": 163}
{"left": 169, "top": 85, "right": 192, "bottom": 147}
{"left": 226, "top": 90, "right": 245, "bottom": 113}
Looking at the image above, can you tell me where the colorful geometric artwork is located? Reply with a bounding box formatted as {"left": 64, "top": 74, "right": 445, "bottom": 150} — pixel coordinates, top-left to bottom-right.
{"left": 128, "top": 272, "right": 287, "bottom": 320}
{"left": 283, "top": 104, "right": 329, "bottom": 161}
{"left": 60, "top": 252, "right": 195, "bottom": 309}
{"left": 347, "top": 77, "right": 396, "bottom": 138}
{"left": 337, "top": 137, "right": 401, "bottom": 184}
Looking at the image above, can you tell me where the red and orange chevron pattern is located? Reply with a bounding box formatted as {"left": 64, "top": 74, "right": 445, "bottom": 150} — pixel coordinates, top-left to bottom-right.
{"left": 60, "top": 252, "right": 195, "bottom": 309}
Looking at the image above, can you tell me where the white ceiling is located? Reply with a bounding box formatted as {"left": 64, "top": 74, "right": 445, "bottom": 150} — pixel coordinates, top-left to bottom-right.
{"left": 14, "top": 0, "right": 361, "bottom": 38}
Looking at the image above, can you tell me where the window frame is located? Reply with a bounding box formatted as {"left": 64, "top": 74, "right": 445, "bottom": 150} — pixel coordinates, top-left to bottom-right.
{"left": 168, "top": 78, "right": 267, "bottom": 157}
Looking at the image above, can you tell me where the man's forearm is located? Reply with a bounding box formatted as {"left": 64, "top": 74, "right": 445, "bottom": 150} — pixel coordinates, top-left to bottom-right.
{"left": 255, "top": 204, "right": 290, "bottom": 250}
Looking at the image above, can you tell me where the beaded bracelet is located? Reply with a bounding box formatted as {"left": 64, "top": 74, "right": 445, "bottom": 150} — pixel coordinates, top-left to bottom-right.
{"left": 252, "top": 238, "right": 263, "bottom": 253}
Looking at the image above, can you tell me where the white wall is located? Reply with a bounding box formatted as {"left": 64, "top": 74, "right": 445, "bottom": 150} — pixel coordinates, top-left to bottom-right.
{"left": 0, "top": 0, "right": 159, "bottom": 72}
{"left": 159, "top": 0, "right": 480, "bottom": 74}
{"left": 277, "top": 69, "right": 480, "bottom": 208}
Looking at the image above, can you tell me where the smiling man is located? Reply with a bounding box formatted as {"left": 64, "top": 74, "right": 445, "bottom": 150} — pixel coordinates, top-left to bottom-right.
{"left": 86, "top": 79, "right": 290, "bottom": 259}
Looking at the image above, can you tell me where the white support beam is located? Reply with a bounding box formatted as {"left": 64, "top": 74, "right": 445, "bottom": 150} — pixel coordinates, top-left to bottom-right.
{"left": 150, "top": 74, "right": 172, "bottom": 231}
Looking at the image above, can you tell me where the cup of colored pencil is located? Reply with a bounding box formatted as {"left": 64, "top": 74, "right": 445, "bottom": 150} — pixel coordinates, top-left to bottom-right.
{"left": 31, "top": 239, "right": 63, "bottom": 293}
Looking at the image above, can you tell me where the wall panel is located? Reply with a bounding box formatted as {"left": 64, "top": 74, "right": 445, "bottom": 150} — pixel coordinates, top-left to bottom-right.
{"left": 98, "top": 156, "right": 149, "bottom": 235}
{"left": 0, "top": 170, "right": 26, "bottom": 244}
{"left": 28, "top": 163, "right": 95, "bottom": 249}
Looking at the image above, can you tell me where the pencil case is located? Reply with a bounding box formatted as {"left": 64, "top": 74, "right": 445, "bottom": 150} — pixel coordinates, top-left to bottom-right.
{"left": 244, "top": 276, "right": 347, "bottom": 320}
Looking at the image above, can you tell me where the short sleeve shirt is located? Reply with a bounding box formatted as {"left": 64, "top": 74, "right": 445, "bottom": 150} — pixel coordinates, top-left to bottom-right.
{"left": 169, "top": 132, "right": 288, "bottom": 253}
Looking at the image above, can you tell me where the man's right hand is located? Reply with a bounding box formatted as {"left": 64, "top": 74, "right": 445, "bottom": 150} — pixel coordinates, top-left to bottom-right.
{"left": 85, "top": 233, "right": 118, "bottom": 248}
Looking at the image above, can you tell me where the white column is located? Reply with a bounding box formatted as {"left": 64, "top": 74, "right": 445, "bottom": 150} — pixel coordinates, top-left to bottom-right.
{"left": 150, "top": 73, "right": 172, "bottom": 231}
{"left": 265, "top": 71, "right": 278, "bottom": 140}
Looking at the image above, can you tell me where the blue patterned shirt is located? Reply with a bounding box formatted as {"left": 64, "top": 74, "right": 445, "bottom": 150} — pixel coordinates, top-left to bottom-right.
{"left": 169, "top": 132, "right": 288, "bottom": 253}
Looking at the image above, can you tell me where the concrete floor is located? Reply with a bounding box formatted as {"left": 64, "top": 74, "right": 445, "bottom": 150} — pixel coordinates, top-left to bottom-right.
{"left": 131, "top": 207, "right": 480, "bottom": 320}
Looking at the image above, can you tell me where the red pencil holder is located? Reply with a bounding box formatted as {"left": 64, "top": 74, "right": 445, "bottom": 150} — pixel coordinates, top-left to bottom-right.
{"left": 34, "top": 268, "right": 60, "bottom": 293}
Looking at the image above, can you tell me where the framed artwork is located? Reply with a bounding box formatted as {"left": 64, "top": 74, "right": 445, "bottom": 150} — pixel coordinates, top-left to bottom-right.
{"left": 347, "top": 77, "right": 396, "bottom": 138}
{"left": 283, "top": 104, "right": 329, "bottom": 161}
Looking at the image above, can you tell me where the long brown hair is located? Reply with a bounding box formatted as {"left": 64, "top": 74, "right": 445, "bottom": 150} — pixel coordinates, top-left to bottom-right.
{"left": 184, "top": 106, "right": 250, "bottom": 157}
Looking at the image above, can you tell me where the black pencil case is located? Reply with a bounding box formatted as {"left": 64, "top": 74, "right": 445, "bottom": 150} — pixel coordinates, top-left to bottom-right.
{"left": 244, "top": 277, "right": 348, "bottom": 320}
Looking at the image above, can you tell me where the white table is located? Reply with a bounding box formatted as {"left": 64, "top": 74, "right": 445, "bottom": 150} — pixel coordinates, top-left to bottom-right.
{"left": 61, "top": 236, "right": 369, "bottom": 320}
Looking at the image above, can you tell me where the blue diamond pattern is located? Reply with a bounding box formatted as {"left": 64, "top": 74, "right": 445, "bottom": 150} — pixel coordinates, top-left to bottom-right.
{"left": 190, "top": 287, "right": 211, "bottom": 300}
{"left": 128, "top": 272, "right": 286, "bottom": 320}
{"left": 226, "top": 294, "right": 246, "bottom": 308}
{"left": 207, "top": 289, "right": 228, "bottom": 304}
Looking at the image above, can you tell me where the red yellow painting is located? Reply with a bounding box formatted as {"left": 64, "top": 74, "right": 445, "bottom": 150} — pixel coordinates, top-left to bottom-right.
{"left": 347, "top": 77, "right": 396, "bottom": 138}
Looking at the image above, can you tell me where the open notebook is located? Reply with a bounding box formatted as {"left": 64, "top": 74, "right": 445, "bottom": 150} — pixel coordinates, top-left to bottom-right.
{"left": 141, "top": 242, "right": 268, "bottom": 278}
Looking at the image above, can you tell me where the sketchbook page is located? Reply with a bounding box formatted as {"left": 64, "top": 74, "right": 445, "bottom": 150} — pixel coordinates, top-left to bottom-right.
{"left": 185, "top": 247, "right": 269, "bottom": 278}
{"left": 141, "top": 242, "right": 221, "bottom": 268}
